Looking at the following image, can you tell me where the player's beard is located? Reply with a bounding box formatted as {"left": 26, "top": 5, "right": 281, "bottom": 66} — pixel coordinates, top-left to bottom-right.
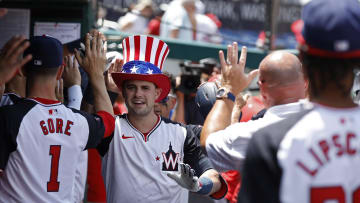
{"left": 128, "top": 104, "right": 154, "bottom": 117}
{"left": 126, "top": 98, "right": 155, "bottom": 117}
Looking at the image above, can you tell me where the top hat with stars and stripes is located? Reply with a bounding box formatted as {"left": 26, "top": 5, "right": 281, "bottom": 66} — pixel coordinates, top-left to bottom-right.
{"left": 111, "top": 35, "right": 170, "bottom": 102}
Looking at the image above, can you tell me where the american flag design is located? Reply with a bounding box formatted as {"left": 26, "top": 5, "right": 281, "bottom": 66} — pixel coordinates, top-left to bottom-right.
{"left": 122, "top": 35, "right": 169, "bottom": 72}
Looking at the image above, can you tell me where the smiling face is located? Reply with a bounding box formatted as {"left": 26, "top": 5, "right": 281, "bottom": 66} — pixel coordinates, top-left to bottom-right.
{"left": 123, "top": 80, "right": 162, "bottom": 117}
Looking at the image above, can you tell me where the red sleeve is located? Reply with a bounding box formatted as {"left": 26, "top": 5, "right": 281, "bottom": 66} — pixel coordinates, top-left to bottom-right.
{"left": 96, "top": 111, "right": 115, "bottom": 138}
{"left": 210, "top": 174, "right": 228, "bottom": 200}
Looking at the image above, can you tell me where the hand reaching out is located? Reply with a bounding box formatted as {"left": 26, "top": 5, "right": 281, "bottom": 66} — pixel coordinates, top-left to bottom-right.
{"left": 74, "top": 31, "right": 114, "bottom": 115}
{"left": 0, "top": 36, "right": 32, "bottom": 85}
{"left": 167, "top": 163, "right": 201, "bottom": 192}
{"left": 63, "top": 55, "right": 81, "bottom": 87}
{"left": 75, "top": 32, "right": 107, "bottom": 79}
{"left": 219, "top": 43, "right": 258, "bottom": 96}
{"left": 231, "top": 93, "right": 250, "bottom": 124}
{"left": 105, "top": 59, "right": 123, "bottom": 93}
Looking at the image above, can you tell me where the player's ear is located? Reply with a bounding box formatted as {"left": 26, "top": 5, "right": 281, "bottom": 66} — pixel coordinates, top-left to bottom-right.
{"left": 168, "top": 97, "right": 176, "bottom": 109}
{"left": 155, "top": 87, "right": 162, "bottom": 100}
{"left": 56, "top": 65, "right": 64, "bottom": 80}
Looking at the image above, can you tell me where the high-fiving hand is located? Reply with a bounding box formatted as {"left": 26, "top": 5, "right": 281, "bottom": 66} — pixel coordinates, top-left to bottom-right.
{"left": 218, "top": 43, "right": 259, "bottom": 96}
{"left": 63, "top": 55, "right": 81, "bottom": 87}
{"left": 0, "top": 36, "right": 32, "bottom": 85}
{"left": 75, "top": 32, "right": 107, "bottom": 79}
{"left": 106, "top": 59, "right": 123, "bottom": 93}
{"left": 167, "top": 163, "right": 201, "bottom": 192}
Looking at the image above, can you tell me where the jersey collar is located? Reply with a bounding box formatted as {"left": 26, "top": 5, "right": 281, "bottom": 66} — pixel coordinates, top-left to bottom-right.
{"left": 125, "top": 114, "right": 161, "bottom": 142}
{"left": 29, "top": 97, "right": 62, "bottom": 105}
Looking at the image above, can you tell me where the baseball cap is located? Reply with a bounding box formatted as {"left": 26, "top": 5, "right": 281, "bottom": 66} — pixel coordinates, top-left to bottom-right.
{"left": 300, "top": 0, "right": 360, "bottom": 59}
{"left": 195, "top": 82, "right": 218, "bottom": 119}
{"left": 24, "top": 35, "right": 63, "bottom": 69}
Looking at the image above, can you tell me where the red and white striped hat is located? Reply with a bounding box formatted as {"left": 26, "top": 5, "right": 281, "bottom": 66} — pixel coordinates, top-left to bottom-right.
{"left": 112, "top": 35, "right": 171, "bottom": 102}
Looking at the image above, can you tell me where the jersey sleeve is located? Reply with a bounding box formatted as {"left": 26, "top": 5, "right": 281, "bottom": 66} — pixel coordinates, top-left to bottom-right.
{"left": 0, "top": 110, "right": 17, "bottom": 170}
{"left": 184, "top": 125, "right": 228, "bottom": 199}
{"left": 237, "top": 109, "right": 312, "bottom": 203}
{"left": 0, "top": 101, "right": 35, "bottom": 170}
{"left": 72, "top": 109, "right": 114, "bottom": 150}
{"left": 236, "top": 131, "right": 281, "bottom": 203}
{"left": 205, "top": 122, "right": 252, "bottom": 172}
{"left": 183, "top": 125, "right": 212, "bottom": 177}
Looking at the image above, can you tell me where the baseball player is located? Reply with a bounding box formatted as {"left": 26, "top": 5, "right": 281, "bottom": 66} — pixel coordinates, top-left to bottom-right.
{"left": 200, "top": 46, "right": 307, "bottom": 173}
{"left": 98, "top": 35, "right": 227, "bottom": 203}
{"left": 0, "top": 33, "right": 115, "bottom": 202}
{"left": 238, "top": 0, "right": 360, "bottom": 202}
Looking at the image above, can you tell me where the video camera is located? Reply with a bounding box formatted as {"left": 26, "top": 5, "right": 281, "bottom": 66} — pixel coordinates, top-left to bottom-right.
{"left": 178, "top": 59, "right": 218, "bottom": 94}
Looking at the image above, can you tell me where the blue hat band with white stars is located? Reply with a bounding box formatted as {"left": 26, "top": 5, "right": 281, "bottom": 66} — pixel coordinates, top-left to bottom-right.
{"left": 122, "top": 61, "right": 162, "bottom": 75}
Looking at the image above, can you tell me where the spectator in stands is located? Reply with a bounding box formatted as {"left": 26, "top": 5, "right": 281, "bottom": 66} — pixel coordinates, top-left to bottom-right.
{"left": 118, "top": 0, "right": 154, "bottom": 34}
{"left": 160, "top": 0, "right": 198, "bottom": 41}
{"left": 146, "top": 4, "right": 167, "bottom": 36}
{"left": 196, "top": 13, "right": 222, "bottom": 44}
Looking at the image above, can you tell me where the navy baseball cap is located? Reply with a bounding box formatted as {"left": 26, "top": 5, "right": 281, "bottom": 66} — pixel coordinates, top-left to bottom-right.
{"left": 24, "top": 35, "right": 63, "bottom": 68}
{"left": 300, "top": 0, "right": 360, "bottom": 59}
{"left": 195, "top": 82, "right": 218, "bottom": 119}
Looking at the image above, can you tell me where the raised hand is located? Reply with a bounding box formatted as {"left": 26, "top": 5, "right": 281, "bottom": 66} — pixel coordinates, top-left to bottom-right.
{"left": 74, "top": 31, "right": 114, "bottom": 115}
{"left": 218, "top": 43, "right": 258, "bottom": 95}
{"left": 231, "top": 93, "right": 250, "bottom": 124}
{"left": 0, "top": 36, "right": 32, "bottom": 85}
{"left": 63, "top": 55, "right": 81, "bottom": 87}
{"left": 74, "top": 32, "right": 107, "bottom": 79}
{"left": 105, "top": 58, "right": 123, "bottom": 93}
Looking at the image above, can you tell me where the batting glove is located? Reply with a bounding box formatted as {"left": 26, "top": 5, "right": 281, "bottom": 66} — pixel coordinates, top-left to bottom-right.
{"left": 167, "top": 163, "right": 201, "bottom": 192}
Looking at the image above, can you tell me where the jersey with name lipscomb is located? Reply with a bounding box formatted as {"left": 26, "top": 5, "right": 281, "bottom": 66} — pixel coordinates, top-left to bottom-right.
{"left": 238, "top": 103, "right": 360, "bottom": 203}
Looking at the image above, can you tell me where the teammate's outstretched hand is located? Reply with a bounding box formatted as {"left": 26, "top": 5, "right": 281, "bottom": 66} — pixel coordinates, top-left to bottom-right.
{"left": 167, "top": 163, "right": 201, "bottom": 192}
{"left": 231, "top": 93, "right": 250, "bottom": 124}
{"left": 106, "top": 58, "right": 123, "bottom": 93}
{"left": 219, "top": 43, "right": 258, "bottom": 96}
{"left": 75, "top": 32, "right": 107, "bottom": 79}
{"left": 0, "top": 36, "right": 32, "bottom": 85}
{"left": 63, "top": 55, "right": 81, "bottom": 87}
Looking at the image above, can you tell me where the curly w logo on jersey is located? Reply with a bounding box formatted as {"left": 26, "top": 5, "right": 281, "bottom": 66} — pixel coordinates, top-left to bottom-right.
{"left": 162, "top": 143, "right": 179, "bottom": 171}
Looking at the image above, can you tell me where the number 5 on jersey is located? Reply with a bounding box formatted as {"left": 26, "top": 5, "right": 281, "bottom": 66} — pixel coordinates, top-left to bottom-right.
{"left": 47, "top": 145, "right": 61, "bottom": 192}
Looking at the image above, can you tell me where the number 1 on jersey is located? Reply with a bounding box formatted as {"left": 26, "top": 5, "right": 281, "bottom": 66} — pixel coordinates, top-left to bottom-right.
{"left": 47, "top": 145, "right": 61, "bottom": 192}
